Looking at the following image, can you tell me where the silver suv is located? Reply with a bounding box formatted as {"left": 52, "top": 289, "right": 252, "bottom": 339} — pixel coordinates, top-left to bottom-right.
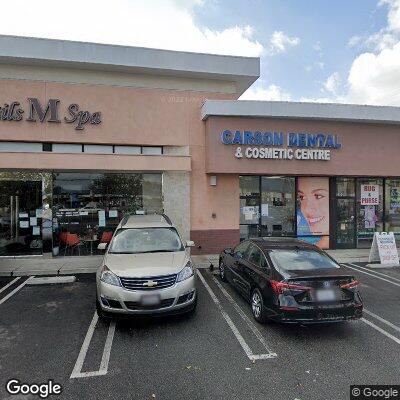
{"left": 96, "top": 214, "right": 196, "bottom": 319}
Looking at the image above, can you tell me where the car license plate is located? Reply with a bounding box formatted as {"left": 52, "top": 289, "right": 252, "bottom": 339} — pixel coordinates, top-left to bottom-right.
{"left": 141, "top": 294, "right": 160, "bottom": 306}
{"left": 315, "top": 289, "right": 336, "bottom": 302}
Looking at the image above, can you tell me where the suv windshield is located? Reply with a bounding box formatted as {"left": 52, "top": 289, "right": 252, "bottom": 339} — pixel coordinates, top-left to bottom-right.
{"left": 269, "top": 249, "right": 340, "bottom": 271}
{"left": 108, "top": 227, "right": 184, "bottom": 254}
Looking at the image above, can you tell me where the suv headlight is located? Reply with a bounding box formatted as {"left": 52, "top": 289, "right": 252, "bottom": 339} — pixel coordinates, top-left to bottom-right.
{"left": 100, "top": 265, "right": 121, "bottom": 286}
{"left": 176, "top": 261, "right": 194, "bottom": 282}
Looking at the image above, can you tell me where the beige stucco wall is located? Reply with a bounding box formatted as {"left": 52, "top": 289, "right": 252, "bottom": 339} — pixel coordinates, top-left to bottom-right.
{"left": 163, "top": 171, "right": 191, "bottom": 241}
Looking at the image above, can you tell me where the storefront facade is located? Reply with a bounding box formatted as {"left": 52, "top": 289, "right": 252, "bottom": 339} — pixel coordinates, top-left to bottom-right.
{"left": 0, "top": 35, "right": 399, "bottom": 259}
{"left": 197, "top": 101, "right": 400, "bottom": 252}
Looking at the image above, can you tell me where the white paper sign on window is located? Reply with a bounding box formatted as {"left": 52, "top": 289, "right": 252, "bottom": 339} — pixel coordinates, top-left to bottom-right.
{"left": 361, "top": 185, "right": 379, "bottom": 205}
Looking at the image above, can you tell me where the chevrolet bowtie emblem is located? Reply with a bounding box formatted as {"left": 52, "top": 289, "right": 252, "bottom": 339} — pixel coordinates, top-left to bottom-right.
{"left": 143, "top": 280, "right": 158, "bottom": 287}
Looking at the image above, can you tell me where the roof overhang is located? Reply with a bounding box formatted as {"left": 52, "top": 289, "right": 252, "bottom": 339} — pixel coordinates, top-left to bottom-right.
{"left": 202, "top": 100, "right": 400, "bottom": 125}
{"left": 0, "top": 35, "right": 259, "bottom": 95}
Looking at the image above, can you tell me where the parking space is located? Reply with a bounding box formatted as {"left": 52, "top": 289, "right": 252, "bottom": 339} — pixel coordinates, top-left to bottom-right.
{"left": 0, "top": 266, "right": 399, "bottom": 400}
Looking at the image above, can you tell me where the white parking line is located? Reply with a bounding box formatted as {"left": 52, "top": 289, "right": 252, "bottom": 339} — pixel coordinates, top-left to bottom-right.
{"left": 0, "top": 276, "right": 33, "bottom": 305}
{"left": 362, "top": 318, "right": 400, "bottom": 346}
{"left": 210, "top": 274, "right": 276, "bottom": 355}
{"left": 364, "top": 309, "right": 400, "bottom": 334}
{"left": 197, "top": 270, "right": 276, "bottom": 361}
{"left": 0, "top": 277, "right": 21, "bottom": 294}
{"left": 70, "top": 312, "right": 116, "bottom": 379}
{"left": 342, "top": 263, "right": 400, "bottom": 288}
{"left": 347, "top": 263, "right": 400, "bottom": 283}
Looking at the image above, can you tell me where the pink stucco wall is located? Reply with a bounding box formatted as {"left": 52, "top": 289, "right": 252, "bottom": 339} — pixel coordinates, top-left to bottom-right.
{"left": 205, "top": 116, "right": 400, "bottom": 176}
{"left": 0, "top": 78, "right": 236, "bottom": 235}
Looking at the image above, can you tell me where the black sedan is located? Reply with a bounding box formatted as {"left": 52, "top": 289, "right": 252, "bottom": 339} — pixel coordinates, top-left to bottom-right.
{"left": 218, "top": 238, "right": 363, "bottom": 324}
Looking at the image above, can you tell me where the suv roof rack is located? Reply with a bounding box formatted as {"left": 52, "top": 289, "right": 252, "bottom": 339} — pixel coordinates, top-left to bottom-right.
{"left": 119, "top": 212, "right": 172, "bottom": 227}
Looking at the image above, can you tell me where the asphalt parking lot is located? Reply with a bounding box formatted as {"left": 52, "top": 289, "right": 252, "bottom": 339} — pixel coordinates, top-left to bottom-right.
{"left": 0, "top": 263, "right": 400, "bottom": 400}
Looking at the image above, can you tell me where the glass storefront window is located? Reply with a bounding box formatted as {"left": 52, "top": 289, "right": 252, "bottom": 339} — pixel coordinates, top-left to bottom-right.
{"left": 336, "top": 178, "right": 355, "bottom": 197}
{"left": 385, "top": 179, "right": 400, "bottom": 244}
{"left": 239, "top": 176, "right": 295, "bottom": 240}
{"left": 356, "top": 178, "right": 384, "bottom": 248}
{"left": 239, "top": 176, "right": 260, "bottom": 197}
{"left": 0, "top": 171, "right": 52, "bottom": 257}
{"left": 261, "top": 177, "right": 295, "bottom": 237}
{"left": 52, "top": 172, "right": 162, "bottom": 256}
{"left": 297, "top": 177, "right": 330, "bottom": 249}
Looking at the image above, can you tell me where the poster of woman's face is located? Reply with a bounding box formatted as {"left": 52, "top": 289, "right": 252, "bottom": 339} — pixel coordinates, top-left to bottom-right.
{"left": 297, "top": 177, "right": 330, "bottom": 248}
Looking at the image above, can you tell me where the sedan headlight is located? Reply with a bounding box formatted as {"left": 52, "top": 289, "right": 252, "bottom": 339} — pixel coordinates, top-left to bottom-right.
{"left": 100, "top": 265, "right": 121, "bottom": 286}
{"left": 176, "top": 261, "right": 194, "bottom": 282}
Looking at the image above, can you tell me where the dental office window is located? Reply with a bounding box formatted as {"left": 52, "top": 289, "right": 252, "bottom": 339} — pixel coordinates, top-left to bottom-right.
{"left": 260, "top": 177, "right": 295, "bottom": 237}
{"left": 297, "top": 177, "right": 330, "bottom": 249}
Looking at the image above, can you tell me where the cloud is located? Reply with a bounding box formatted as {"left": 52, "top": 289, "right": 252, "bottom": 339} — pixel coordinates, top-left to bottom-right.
{"left": 240, "top": 82, "right": 292, "bottom": 101}
{"left": 0, "top": 0, "right": 263, "bottom": 57}
{"left": 323, "top": 72, "right": 341, "bottom": 94}
{"left": 346, "top": 42, "right": 400, "bottom": 104}
{"left": 342, "top": 0, "right": 400, "bottom": 105}
{"left": 269, "top": 31, "right": 300, "bottom": 55}
{"left": 313, "top": 41, "right": 322, "bottom": 52}
{"left": 301, "top": 0, "right": 400, "bottom": 106}
{"left": 348, "top": 35, "right": 362, "bottom": 48}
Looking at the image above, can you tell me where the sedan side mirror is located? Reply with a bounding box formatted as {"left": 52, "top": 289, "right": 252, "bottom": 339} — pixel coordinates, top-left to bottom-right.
{"left": 224, "top": 247, "right": 234, "bottom": 255}
{"left": 97, "top": 243, "right": 108, "bottom": 251}
{"left": 186, "top": 240, "right": 195, "bottom": 248}
{"left": 234, "top": 251, "right": 243, "bottom": 260}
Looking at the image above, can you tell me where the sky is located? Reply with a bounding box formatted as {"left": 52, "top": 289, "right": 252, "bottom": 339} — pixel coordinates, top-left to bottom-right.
{"left": 1, "top": 0, "right": 400, "bottom": 106}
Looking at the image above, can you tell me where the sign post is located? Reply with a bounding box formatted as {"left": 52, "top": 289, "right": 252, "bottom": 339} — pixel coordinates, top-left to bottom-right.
{"left": 369, "top": 232, "right": 400, "bottom": 266}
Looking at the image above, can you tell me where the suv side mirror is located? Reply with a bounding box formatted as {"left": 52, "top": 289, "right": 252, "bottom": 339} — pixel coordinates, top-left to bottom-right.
{"left": 97, "top": 243, "right": 108, "bottom": 251}
{"left": 234, "top": 251, "right": 243, "bottom": 260}
{"left": 185, "top": 240, "right": 195, "bottom": 248}
{"left": 224, "top": 247, "right": 234, "bottom": 255}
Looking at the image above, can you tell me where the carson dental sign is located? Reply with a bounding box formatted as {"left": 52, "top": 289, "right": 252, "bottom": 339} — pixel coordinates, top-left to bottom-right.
{"left": 0, "top": 98, "right": 101, "bottom": 130}
{"left": 221, "top": 130, "right": 342, "bottom": 161}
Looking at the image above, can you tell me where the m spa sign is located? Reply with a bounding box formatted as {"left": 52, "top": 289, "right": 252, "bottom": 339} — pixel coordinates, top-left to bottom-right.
{"left": 221, "top": 130, "right": 342, "bottom": 161}
{"left": 0, "top": 98, "right": 102, "bottom": 130}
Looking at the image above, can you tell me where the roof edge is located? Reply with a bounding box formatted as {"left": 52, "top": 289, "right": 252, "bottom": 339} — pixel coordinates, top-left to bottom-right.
{"left": 201, "top": 100, "right": 400, "bottom": 125}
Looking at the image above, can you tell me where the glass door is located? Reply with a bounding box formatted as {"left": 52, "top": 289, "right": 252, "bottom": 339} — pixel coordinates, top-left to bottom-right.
{"left": 335, "top": 198, "right": 356, "bottom": 248}
{"left": 0, "top": 181, "right": 42, "bottom": 256}
{"left": 332, "top": 178, "right": 356, "bottom": 249}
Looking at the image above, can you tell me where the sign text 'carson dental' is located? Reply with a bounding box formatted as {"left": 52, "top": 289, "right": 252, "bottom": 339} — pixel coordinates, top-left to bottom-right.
{"left": 221, "top": 130, "right": 342, "bottom": 161}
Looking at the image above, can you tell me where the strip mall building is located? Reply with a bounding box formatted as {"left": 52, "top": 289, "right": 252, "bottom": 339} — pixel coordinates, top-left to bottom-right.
{"left": 0, "top": 35, "right": 400, "bottom": 260}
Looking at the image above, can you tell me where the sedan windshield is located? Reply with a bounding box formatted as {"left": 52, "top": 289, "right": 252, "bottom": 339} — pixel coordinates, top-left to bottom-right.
{"left": 108, "top": 228, "right": 184, "bottom": 254}
{"left": 269, "top": 249, "right": 340, "bottom": 271}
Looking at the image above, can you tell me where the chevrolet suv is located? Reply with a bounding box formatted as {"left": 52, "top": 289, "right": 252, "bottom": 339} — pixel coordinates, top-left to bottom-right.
{"left": 96, "top": 214, "right": 197, "bottom": 319}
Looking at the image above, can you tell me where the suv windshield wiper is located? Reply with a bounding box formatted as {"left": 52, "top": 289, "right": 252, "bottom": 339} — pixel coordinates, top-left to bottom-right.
{"left": 108, "top": 249, "right": 178, "bottom": 254}
{"left": 140, "top": 249, "right": 177, "bottom": 253}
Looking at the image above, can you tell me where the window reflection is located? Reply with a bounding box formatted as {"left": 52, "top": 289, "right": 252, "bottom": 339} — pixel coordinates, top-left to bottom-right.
{"left": 52, "top": 173, "right": 163, "bottom": 256}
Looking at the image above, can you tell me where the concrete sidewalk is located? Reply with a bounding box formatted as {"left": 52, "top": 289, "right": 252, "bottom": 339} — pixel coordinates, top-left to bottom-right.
{"left": 0, "top": 248, "right": 376, "bottom": 277}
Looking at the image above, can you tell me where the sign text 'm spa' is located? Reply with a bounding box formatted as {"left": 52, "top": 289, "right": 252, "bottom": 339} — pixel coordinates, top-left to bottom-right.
{"left": 221, "top": 130, "right": 342, "bottom": 149}
{"left": 0, "top": 98, "right": 101, "bottom": 130}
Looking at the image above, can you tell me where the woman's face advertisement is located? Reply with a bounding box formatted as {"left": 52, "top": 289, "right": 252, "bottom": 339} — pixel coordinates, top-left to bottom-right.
{"left": 297, "top": 177, "right": 330, "bottom": 248}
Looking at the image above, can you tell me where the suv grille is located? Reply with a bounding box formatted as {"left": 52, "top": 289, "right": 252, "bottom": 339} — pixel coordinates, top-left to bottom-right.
{"left": 125, "top": 298, "right": 175, "bottom": 310}
{"left": 120, "top": 274, "right": 177, "bottom": 291}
